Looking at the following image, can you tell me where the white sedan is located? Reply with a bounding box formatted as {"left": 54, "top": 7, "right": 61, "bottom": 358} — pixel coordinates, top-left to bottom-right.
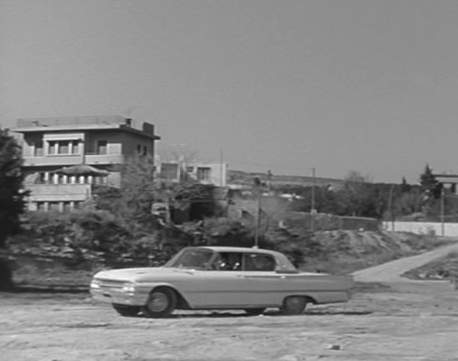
{"left": 90, "top": 246, "right": 354, "bottom": 317}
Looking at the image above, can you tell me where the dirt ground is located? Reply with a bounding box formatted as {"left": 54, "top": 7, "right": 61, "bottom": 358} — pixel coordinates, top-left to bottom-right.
{"left": 1, "top": 280, "right": 458, "bottom": 361}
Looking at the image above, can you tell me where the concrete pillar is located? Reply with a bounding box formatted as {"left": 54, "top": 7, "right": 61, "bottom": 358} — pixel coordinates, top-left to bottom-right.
{"left": 53, "top": 173, "right": 59, "bottom": 184}
{"left": 44, "top": 172, "right": 50, "bottom": 184}
{"left": 44, "top": 202, "right": 49, "bottom": 211}
{"left": 58, "top": 202, "right": 64, "bottom": 212}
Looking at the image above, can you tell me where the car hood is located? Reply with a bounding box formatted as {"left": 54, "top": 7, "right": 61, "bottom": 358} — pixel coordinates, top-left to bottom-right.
{"left": 93, "top": 267, "right": 195, "bottom": 283}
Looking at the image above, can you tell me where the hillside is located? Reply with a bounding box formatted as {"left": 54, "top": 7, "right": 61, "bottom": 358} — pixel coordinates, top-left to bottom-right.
{"left": 227, "top": 169, "right": 343, "bottom": 188}
{"left": 295, "top": 230, "right": 451, "bottom": 275}
{"left": 8, "top": 226, "right": 451, "bottom": 288}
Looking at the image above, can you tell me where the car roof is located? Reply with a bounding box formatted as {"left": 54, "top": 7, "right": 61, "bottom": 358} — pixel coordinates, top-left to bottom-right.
{"left": 196, "top": 246, "right": 282, "bottom": 256}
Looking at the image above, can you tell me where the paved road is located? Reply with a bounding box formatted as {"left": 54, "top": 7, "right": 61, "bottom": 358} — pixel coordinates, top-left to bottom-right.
{"left": 353, "top": 241, "right": 458, "bottom": 283}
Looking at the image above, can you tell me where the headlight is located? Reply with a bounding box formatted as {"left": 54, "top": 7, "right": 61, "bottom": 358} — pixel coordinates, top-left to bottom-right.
{"left": 90, "top": 279, "right": 101, "bottom": 289}
{"left": 121, "top": 282, "right": 136, "bottom": 293}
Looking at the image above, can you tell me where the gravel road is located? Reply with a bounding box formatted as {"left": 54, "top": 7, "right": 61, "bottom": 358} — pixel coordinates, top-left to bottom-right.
{"left": 2, "top": 245, "right": 458, "bottom": 361}
{"left": 353, "top": 242, "right": 458, "bottom": 283}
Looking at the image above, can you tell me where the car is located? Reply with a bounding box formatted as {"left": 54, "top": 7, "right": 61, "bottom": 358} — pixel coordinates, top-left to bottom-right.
{"left": 90, "top": 246, "right": 354, "bottom": 317}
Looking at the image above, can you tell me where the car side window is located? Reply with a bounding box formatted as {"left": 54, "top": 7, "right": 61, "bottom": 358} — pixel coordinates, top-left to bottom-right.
{"left": 211, "top": 252, "right": 242, "bottom": 271}
{"left": 243, "top": 253, "right": 276, "bottom": 271}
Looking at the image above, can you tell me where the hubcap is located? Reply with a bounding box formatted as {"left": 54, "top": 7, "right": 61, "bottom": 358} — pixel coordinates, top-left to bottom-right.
{"left": 285, "top": 297, "right": 305, "bottom": 313}
{"left": 147, "top": 292, "right": 169, "bottom": 312}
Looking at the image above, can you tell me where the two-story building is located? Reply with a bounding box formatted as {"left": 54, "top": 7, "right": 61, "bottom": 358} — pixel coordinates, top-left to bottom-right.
{"left": 14, "top": 115, "right": 160, "bottom": 211}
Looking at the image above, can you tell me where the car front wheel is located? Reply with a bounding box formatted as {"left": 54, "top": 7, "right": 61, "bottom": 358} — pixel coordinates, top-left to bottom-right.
{"left": 143, "top": 287, "right": 177, "bottom": 318}
{"left": 281, "top": 296, "right": 307, "bottom": 315}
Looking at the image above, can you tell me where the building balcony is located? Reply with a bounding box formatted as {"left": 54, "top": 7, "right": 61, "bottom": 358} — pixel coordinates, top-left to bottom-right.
{"left": 84, "top": 153, "right": 124, "bottom": 165}
{"left": 26, "top": 183, "right": 92, "bottom": 202}
{"left": 23, "top": 155, "right": 84, "bottom": 167}
{"left": 22, "top": 153, "right": 125, "bottom": 167}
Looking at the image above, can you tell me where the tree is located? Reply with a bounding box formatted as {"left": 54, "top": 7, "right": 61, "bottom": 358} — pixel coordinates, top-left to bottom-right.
{"left": 0, "top": 129, "right": 26, "bottom": 247}
{"left": 400, "top": 177, "right": 411, "bottom": 193}
{"left": 420, "top": 164, "right": 438, "bottom": 195}
{"left": 0, "top": 129, "right": 26, "bottom": 290}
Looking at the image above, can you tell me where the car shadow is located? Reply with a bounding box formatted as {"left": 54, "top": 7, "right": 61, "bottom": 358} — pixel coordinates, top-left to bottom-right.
{"left": 135, "top": 309, "right": 373, "bottom": 319}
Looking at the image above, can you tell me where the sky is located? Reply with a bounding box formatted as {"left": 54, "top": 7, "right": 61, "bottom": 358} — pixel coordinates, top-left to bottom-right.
{"left": 2, "top": 0, "right": 458, "bottom": 183}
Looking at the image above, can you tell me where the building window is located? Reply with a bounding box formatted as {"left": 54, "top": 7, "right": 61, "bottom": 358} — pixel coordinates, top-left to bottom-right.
{"left": 37, "top": 172, "right": 46, "bottom": 184}
{"left": 47, "top": 140, "right": 78, "bottom": 155}
{"left": 97, "top": 140, "right": 107, "bottom": 155}
{"left": 143, "top": 145, "right": 147, "bottom": 156}
{"left": 58, "top": 141, "right": 69, "bottom": 154}
{"left": 34, "top": 140, "right": 44, "bottom": 156}
{"left": 137, "top": 144, "right": 142, "bottom": 154}
{"left": 36, "top": 202, "right": 45, "bottom": 211}
{"left": 72, "top": 140, "right": 79, "bottom": 154}
{"left": 63, "top": 202, "right": 72, "bottom": 212}
{"left": 197, "top": 167, "right": 211, "bottom": 182}
{"left": 48, "top": 141, "right": 57, "bottom": 155}
{"left": 49, "top": 202, "right": 60, "bottom": 211}
{"left": 186, "top": 166, "right": 194, "bottom": 173}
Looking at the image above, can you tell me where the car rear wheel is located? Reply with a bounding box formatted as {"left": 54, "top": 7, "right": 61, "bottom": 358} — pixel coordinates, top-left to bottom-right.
{"left": 281, "top": 296, "right": 307, "bottom": 315}
{"left": 112, "top": 304, "right": 141, "bottom": 317}
{"left": 244, "top": 308, "right": 266, "bottom": 315}
{"left": 143, "top": 287, "right": 177, "bottom": 318}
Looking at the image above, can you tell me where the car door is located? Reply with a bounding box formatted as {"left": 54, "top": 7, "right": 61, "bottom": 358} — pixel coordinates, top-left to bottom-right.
{"left": 182, "top": 252, "right": 249, "bottom": 308}
{"left": 238, "top": 252, "right": 287, "bottom": 307}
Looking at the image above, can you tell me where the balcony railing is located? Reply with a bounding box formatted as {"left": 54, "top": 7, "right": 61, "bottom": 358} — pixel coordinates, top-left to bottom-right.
{"left": 84, "top": 153, "right": 124, "bottom": 165}
{"left": 23, "top": 155, "right": 83, "bottom": 167}
{"left": 22, "top": 152, "right": 124, "bottom": 167}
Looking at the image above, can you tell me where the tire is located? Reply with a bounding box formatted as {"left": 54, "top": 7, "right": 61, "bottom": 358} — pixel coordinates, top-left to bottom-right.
{"left": 281, "top": 296, "right": 307, "bottom": 315}
{"left": 112, "top": 304, "right": 141, "bottom": 317}
{"left": 143, "top": 287, "right": 177, "bottom": 318}
{"left": 245, "top": 308, "right": 266, "bottom": 315}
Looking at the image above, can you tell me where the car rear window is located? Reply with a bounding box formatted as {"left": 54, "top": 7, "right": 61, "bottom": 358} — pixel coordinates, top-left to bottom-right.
{"left": 243, "top": 253, "right": 276, "bottom": 271}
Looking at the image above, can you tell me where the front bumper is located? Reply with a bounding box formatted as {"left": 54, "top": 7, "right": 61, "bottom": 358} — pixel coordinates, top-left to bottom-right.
{"left": 90, "top": 287, "right": 147, "bottom": 306}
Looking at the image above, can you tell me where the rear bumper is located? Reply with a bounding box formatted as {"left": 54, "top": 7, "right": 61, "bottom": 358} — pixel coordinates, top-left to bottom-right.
{"left": 90, "top": 288, "right": 147, "bottom": 306}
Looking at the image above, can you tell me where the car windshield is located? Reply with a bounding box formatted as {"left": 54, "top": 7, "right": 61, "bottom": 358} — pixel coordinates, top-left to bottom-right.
{"left": 164, "top": 248, "right": 215, "bottom": 270}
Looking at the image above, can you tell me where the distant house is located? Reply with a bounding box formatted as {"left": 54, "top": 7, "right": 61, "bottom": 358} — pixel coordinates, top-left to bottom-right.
{"left": 14, "top": 115, "right": 160, "bottom": 211}
{"left": 156, "top": 160, "right": 227, "bottom": 187}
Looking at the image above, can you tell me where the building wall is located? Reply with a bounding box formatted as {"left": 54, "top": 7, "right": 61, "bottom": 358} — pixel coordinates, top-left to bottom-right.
{"left": 383, "top": 221, "right": 458, "bottom": 237}
{"left": 119, "top": 132, "right": 155, "bottom": 158}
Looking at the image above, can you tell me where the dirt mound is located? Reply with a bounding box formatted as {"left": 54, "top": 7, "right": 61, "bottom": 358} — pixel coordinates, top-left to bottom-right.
{"left": 299, "top": 230, "right": 450, "bottom": 274}
{"left": 403, "top": 251, "right": 458, "bottom": 281}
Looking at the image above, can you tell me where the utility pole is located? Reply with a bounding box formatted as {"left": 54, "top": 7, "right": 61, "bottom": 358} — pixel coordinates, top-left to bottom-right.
{"left": 441, "top": 187, "right": 445, "bottom": 237}
{"left": 253, "top": 177, "right": 262, "bottom": 248}
{"left": 387, "top": 184, "right": 395, "bottom": 231}
{"left": 310, "top": 167, "right": 316, "bottom": 232}
{"left": 219, "top": 148, "right": 224, "bottom": 187}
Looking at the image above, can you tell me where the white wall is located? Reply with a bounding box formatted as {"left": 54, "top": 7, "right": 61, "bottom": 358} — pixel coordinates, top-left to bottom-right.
{"left": 383, "top": 221, "right": 458, "bottom": 237}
